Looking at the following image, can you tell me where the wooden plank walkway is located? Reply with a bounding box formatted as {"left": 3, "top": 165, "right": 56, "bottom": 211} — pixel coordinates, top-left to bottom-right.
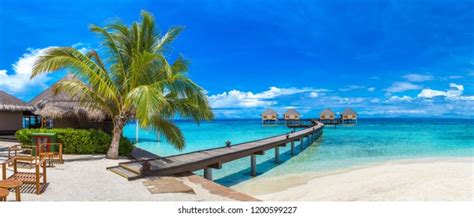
{"left": 109, "top": 121, "right": 324, "bottom": 180}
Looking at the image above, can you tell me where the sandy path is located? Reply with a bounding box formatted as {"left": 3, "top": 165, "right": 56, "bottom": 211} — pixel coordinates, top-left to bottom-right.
{"left": 233, "top": 157, "right": 474, "bottom": 201}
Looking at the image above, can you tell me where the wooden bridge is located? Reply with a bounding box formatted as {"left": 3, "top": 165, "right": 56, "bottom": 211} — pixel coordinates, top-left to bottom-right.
{"left": 108, "top": 121, "right": 324, "bottom": 180}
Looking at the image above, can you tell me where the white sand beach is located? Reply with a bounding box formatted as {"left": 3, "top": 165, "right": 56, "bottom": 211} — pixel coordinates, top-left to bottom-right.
{"left": 0, "top": 155, "right": 239, "bottom": 201}
{"left": 1, "top": 141, "right": 256, "bottom": 201}
{"left": 233, "top": 157, "right": 474, "bottom": 201}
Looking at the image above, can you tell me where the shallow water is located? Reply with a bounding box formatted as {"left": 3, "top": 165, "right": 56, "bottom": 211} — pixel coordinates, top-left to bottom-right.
{"left": 123, "top": 118, "right": 474, "bottom": 186}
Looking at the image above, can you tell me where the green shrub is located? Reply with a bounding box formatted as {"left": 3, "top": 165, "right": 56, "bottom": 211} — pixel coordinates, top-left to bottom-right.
{"left": 15, "top": 128, "right": 134, "bottom": 156}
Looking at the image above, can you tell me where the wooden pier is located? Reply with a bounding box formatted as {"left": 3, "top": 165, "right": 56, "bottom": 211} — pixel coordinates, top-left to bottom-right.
{"left": 108, "top": 121, "right": 324, "bottom": 180}
{"left": 264, "top": 118, "right": 316, "bottom": 128}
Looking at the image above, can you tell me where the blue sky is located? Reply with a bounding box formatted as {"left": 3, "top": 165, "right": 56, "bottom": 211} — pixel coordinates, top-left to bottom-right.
{"left": 0, "top": 0, "right": 473, "bottom": 118}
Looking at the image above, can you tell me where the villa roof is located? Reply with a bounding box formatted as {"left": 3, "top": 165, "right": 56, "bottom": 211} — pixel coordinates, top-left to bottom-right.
{"left": 30, "top": 74, "right": 107, "bottom": 121}
{"left": 262, "top": 108, "right": 278, "bottom": 115}
{"left": 284, "top": 109, "right": 299, "bottom": 115}
{"left": 320, "top": 108, "right": 335, "bottom": 116}
{"left": 342, "top": 108, "right": 357, "bottom": 115}
{"left": 0, "top": 90, "right": 34, "bottom": 112}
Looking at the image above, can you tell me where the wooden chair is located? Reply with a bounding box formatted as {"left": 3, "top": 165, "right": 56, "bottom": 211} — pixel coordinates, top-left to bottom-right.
{"left": 0, "top": 188, "right": 8, "bottom": 201}
{"left": 7, "top": 145, "right": 36, "bottom": 167}
{"left": 1, "top": 156, "right": 47, "bottom": 195}
{"left": 8, "top": 143, "right": 63, "bottom": 166}
{"left": 38, "top": 143, "right": 64, "bottom": 165}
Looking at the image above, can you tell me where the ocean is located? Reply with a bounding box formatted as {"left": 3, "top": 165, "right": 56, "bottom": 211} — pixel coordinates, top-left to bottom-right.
{"left": 123, "top": 118, "right": 474, "bottom": 186}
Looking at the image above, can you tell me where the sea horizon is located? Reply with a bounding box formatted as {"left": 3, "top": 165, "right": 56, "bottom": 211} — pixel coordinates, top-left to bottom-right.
{"left": 153, "top": 117, "right": 474, "bottom": 123}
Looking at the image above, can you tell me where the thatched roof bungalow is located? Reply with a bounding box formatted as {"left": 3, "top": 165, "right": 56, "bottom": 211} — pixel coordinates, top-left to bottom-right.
{"left": 342, "top": 108, "right": 357, "bottom": 120}
{"left": 0, "top": 90, "right": 34, "bottom": 134}
{"left": 262, "top": 108, "right": 278, "bottom": 121}
{"left": 30, "top": 74, "right": 112, "bottom": 131}
{"left": 319, "top": 108, "right": 335, "bottom": 120}
{"left": 284, "top": 109, "right": 300, "bottom": 120}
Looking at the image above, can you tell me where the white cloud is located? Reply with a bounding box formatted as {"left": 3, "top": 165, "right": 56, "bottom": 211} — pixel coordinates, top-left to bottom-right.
{"left": 72, "top": 43, "right": 90, "bottom": 54}
{"left": 330, "top": 96, "right": 366, "bottom": 104}
{"left": 208, "top": 87, "right": 325, "bottom": 108}
{"left": 447, "top": 75, "right": 463, "bottom": 79}
{"left": 367, "top": 87, "right": 376, "bottom": 92}
{"left": 0, "top": 44, "right": 90, "bottom": 96}
{"left": 385, "top": 82, "right": 421, "bottom": 93}
{"left": 339, "top": 85, "right": 365, "bottom": 92}
{"left": 402, "top": 73, "right": 433, "bottom": 82}
{"left": 309, "top": 92, "right": 319, "bottom": 98}
{"left": 385, "top": 95, "right": 413, "bottom": 103}
{"left": 417, "top": 83, "right": 473, "bottom": 100}
{"left": 0, "top": 47, "right": 56, "bottom": 94}
{"left": 384, "top": 109, "right": 427, "bottom": 114}
{"left": 370, "top": 98, "right": 381, "bottom": 103}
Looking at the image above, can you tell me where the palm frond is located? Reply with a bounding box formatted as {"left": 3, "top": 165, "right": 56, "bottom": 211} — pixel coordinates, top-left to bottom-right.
{"left": 32, "top": 47, "right": 120, "bottom": 106}
{"left": 149, "top": 117, "right": 185, "bottom": 150}
{"left": 53, "top": 80, "right": 117, "bottom": 115}
{"left": 153, "top": 26, "right": 184, "bottom": 53}
{"left": 124, "top": 85, "right": 168, "bottom": 126}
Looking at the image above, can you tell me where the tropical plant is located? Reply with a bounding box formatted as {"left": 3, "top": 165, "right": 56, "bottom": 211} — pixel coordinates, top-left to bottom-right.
{"left": 31, "top": 11, "right": 214, "bottom": 159}
{"left": 16, "top": 128, "right": 134, "bottom": 156}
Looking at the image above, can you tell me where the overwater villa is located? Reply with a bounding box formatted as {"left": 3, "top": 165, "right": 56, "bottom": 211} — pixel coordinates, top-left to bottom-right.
{"left": 0, "top": 91, "right": 35, "bottom": 135}
{"left": 30, "top": 74, "right": 113, "bottom": 132}
{"left": 261, "top": 108, "right": 278, "bottom": 124}
{"left": 341, "top": 108, "right": 357, "bottom": 124}
{"left": 319, "top": 108, "right": 335, "bottom": 124}
{"left": 284, "top": 109, "right": 300, "bottom": 124}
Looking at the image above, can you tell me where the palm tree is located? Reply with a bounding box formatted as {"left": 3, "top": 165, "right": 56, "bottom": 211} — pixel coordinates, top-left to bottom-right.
{"left": 31, "top": 11, "right": 214, "bottom": 159}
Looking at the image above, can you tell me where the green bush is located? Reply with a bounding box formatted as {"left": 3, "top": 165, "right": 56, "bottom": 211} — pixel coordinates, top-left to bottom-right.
{"left": 15, "top": 128, "right": 134, "bottom": 156}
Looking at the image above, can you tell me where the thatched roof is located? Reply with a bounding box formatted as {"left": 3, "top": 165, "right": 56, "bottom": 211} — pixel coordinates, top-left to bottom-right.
{"left": 284, "top": 109, "right": 300, "bottom": 115}
{"left": 262, "top": 108, "right": 278, "bottom": 116}
{"left": 30, "top": 74, "right": 107, "bottom": 121}
{"left": 342, "top": 108, "right": 357, "bottom": 115}
{"left": 320, "top": 108, "right": 335, "bottom": 116}
{"left": 0, "top": 90, "right": 34, "bottom": 112}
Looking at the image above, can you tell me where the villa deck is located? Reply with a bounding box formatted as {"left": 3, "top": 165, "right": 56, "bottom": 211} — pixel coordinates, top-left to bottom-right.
{"left": 109, "top": 121, "right": 324, "bottom": 180}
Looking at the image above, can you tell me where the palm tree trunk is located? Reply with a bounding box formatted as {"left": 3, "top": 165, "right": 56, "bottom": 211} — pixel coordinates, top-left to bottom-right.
{"left": 106, "top": 117, "right": 126, "bottom": 159}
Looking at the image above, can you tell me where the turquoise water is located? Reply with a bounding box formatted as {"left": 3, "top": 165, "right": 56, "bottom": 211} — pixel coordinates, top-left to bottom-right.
{"left": 123, "top": 119, "right": 474, "bottom": 186}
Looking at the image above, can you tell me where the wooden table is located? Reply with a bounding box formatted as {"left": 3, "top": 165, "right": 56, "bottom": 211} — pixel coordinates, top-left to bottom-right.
{"left": 0, "top": 188, "right": 8, "bottom": 201}
{"left": 0, "top": 179, "right": 23, "bottom": 201}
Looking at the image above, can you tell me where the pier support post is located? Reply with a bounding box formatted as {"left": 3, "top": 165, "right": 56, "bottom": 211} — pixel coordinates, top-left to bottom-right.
{"left": 251, "top": 155, "right": 257, "bottom": 176}
{"left": 275, "top": 146, "right": 280, "bottom": 163}
{"left": 204, "top": 168, "right": 212, "bottom": 180}
{"left": 291, "top": 141, "right": 295, "bottom": 156}
{"left": 300, "top": 137, "right": 304, "bottom": 151}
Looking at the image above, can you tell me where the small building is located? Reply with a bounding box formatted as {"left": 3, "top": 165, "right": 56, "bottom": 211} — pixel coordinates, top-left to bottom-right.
{"left": 30, "top": 74, "right": 113, "bottom": 132}
{"left": 319, "top": 108, "right": 336, "bottom": 124}
{"left": 262, "top": 108, "right": 278, "bottom": 124}
{"left": 0, "top": 90, "right": 35, "bottom": 135}
{"left": 341, "top": 108, "right": 357, "bottom": 124}
{"left": 284, "top": 109, "right": 300, "bottom": 121}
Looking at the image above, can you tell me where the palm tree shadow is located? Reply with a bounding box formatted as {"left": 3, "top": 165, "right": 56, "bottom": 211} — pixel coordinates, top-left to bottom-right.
{"left": 214, "top": 138, "right": 323, "bottom": 187}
